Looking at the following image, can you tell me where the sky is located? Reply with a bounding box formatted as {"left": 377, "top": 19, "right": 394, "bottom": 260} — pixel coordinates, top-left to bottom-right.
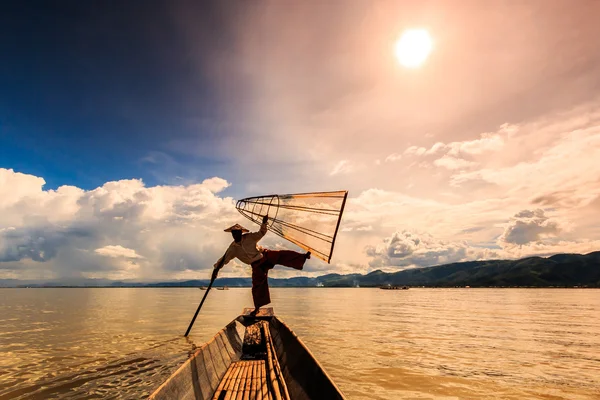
{"left": 1, "top": 1, "right": 600, "bottom": 282}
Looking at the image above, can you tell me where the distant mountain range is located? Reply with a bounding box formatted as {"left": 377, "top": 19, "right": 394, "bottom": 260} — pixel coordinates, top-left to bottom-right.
{"left": 2, "top": 251, "right": 599, "bottom": 288}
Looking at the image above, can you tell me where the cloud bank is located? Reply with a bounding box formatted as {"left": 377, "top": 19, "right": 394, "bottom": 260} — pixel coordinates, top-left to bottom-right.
{"left": 0, "top": 169, "right": 239, "bottom": 281}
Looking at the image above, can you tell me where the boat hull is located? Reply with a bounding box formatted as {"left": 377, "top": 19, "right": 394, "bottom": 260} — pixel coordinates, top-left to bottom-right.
{"left": 150, "top": 309, "right": 345, "bottom": 400}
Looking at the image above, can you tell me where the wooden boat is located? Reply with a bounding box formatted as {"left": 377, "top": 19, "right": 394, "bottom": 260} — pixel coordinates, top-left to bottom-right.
{"left": 380, "top": 285, "right": 409, "bottom": 290}
{"left": 150, "top": 308, "right": 345, "bottom": 400}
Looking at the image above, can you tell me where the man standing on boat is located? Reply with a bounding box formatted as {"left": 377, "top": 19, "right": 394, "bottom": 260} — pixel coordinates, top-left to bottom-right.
{"left": 213, "top": 215, "right": 310, "bottom": 315}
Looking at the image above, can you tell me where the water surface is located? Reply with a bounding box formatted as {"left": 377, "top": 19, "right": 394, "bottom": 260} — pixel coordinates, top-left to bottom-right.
{"left": 1, "top": 288, "right": 599, "bottom": 399}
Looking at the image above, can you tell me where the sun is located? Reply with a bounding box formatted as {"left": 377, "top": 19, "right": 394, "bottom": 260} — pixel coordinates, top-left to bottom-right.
{"left": 395, "top": 29, "right": 433, "bottom": 68}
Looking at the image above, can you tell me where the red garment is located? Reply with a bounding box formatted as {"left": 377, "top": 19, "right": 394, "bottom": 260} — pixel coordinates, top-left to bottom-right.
{"left": 251, "top": 249, "right": 307, "bottom": 309}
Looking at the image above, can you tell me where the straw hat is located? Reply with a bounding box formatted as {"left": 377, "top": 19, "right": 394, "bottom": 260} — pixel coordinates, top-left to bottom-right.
{"left": 224, "top": 224, "right": 249, "bottom": 233}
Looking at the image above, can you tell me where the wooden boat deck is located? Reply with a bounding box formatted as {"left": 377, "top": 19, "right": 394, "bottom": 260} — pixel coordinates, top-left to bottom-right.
{"left": 213, "top": 360, "right": 267, "bottom": 400}
{"left": 150, "top": 308, "right": 345, "bottom": 400}
{"left": 212, "top": 318, "right": 289, "bottom": 400}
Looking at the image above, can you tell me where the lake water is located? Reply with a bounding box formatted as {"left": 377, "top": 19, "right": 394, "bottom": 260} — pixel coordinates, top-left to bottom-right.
{"left": 0, "top": 288, "right": 599, "bottom": 399}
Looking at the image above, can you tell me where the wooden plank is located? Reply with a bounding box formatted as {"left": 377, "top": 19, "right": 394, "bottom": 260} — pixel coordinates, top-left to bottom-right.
{"left": 244, "top": 362, "right": 253, "bottom": 400}
{"left": 219, "top": 331, "right": 237, "bottom": 361}
{"left": 223, "top": 363, "right": 244, "bottom": 400}
{"left": 222, "top": 321, "right": 245, "bottom": 356}
{"left": 266, "top": 341, "right": 281, "bottom": 400}
{"left": 255, "top": 360, "right": 261, "bottom": 400}
{"left": 230, "top": 363, "right": 244, "bottom": 388}
{"left": 243, "top": 362, "right": 251, "bottom": 400}
{"left": 200, "top": 344, "right": 220, "bottom": 397}
{"left": 234, "top": 362, "right": 248, "bottom": 400}
{"left": 235, "top": 361, "right": 248, "bottom": 400}
{"left": 257, "top": 360, "right": 265, "bottom": 400}
{"left": 262, "top": 360, "right": 269, "bottom": 400}
{"left": 247, "top": 362, "right": 254, "bottom": 400}
{"left": 208, "top": 338, "right": 228, "bottom": 378}
{"left": 212, "top": 362, "right": 236, "bottom": 400}
{"left": 233, "top": 362, "right": 247, "bottom": 400}
{"left": 149, "top": 352, "right": 196, "bottom": 400}
{"left": 256, "top": 360, "right": 265, "bottom": 400}
{"left": 265, "top": 368, "right": 272, "bottom": 400}
{"left": 250, "top": 361, "right": 257, "bottom": 400}
{"left": 263, "top": 322, "right": 290, "bottom": 400}
{"left": 224, "top": 364, "right": 239, "bottom": 400}
{"left": 216, "top": 332, "right": 233, "bottom": 366}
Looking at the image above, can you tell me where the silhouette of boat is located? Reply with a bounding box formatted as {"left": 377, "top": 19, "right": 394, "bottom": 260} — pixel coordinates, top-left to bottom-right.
{"left": 380, "top": 285, "right": 409, "bottom": 290}
{"left": 150, "top": 308, "right": 345, "bottom": 399}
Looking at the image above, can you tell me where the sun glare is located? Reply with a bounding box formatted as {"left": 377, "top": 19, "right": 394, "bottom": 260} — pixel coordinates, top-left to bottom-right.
{"left": 395, "top": 29, "right": 433, "bottom": 68}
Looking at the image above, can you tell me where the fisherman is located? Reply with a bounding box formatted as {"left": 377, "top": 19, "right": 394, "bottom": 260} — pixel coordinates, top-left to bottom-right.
{"left": 213, "top": 215, "right": 311, "bottom": 315}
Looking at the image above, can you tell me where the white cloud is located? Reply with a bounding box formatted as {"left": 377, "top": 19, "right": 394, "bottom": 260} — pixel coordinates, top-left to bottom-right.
{"left": 0, "top": 226, "right": 72, "bottom": 263}
{"left": 4, "top": 96, "right": 600, "bottom": 284}
{"left": 363, "top": 223, "right": 599, "bottom": 271}
{"left": 446, "top": 131, "right": 506, "bottom": 156}
{"left": 0, "top": 168, "right": 47, "bottom": 209}
{"left": 339, "top": 180, "right": 600, "bottom": 273}
{"left": 499, "top": 209, "right": 561, "bottom": 246}
{"left": 398, "top": 124, "right": 514, "bottom": 173}
{"left": 425, "top": 142, "right": 447, "bottom": 155}
{"left": 329, "top": 160, "right": 353, "bottom": 176}
{"left": 365, "top": 230, "right": 499, "bottom": 270}
{"left": 0, "top": 168, "right": 239, "bottom": 281}
{"left": 499, "top": 239, "right": 600, "bottom": 260}
{"left": 433, "top": 155, "right": 478, "bottom": 170}
{"left": 200, "top": 177, "right": 230, "bottom": 193}
{"left": 5, "top": 3, "right": 600, "bottom": 282}
{"left": 404, "top": 146, "right": 427, "bottom": 156}
{"left": 95, "top": 245, "right": 144, "bottom": 259}
{"left": 403, "top": 124, "right": 513, "bottom": 160}
{"left": 385, "top": 153, "right": 402, "bottom": 162}
{"left": 449, "top": 120, "right": 600, "bottom": 211}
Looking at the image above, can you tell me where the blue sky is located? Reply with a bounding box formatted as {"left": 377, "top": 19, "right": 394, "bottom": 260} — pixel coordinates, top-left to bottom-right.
{"left": 2, "top": 1, "right": 600, "bottom": 282}
{"left": 1, "top": 2, "right": 235, "bottom": 190}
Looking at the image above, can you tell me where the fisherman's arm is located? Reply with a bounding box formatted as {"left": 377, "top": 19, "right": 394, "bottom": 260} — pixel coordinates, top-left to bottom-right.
{"left": 214, "top": 246, "right": 235, "bottom": 270}
{"left": 243, "top": 215, "right": 269, "bottom": 243}
{"left": 256, "top": 214, "right": 269, "bottom": 239}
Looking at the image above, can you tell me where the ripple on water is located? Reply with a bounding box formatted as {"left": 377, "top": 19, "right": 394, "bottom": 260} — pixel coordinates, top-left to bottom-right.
{"left": 0, "top": 287, "right": 599, "bottom": 399}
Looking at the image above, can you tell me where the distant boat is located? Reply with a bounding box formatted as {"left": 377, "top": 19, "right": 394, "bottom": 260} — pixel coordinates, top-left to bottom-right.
{"left": 380, "top": 285, "right": 409, "bottom": 290}
{"left": 199, "top": 286, "right": 228, "bottom": 290}
{"left": 150, "top": 308, "right": 345, "bottom": 399}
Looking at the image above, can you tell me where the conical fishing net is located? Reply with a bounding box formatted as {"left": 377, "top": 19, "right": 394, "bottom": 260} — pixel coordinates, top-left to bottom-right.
{"left": 236, "top": 191, "right": 348, "bottom": 263}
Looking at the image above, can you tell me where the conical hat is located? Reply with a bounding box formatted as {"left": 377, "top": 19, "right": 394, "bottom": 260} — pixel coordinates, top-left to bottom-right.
{"left": 224, "top": 223, "right": 249, "bottom": 233}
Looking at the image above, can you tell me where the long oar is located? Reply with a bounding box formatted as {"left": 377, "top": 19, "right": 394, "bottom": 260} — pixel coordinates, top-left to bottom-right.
{"left": 184, "top": 251, "right": 226, "bottom": 337}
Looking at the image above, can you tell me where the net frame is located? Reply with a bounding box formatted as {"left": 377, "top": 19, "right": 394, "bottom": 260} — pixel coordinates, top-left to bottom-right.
{"left": 236, "top": 190, "right": 348, "bottom": 263}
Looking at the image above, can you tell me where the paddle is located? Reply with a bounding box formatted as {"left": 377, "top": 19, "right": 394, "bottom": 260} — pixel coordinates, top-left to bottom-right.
{"left": 184, "top": 251, "right": 226, "bottom": 337}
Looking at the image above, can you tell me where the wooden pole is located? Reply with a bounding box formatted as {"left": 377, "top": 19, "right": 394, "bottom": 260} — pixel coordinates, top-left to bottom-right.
{"left": 184, "top": 249, "right": 227, "bottom": 337}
